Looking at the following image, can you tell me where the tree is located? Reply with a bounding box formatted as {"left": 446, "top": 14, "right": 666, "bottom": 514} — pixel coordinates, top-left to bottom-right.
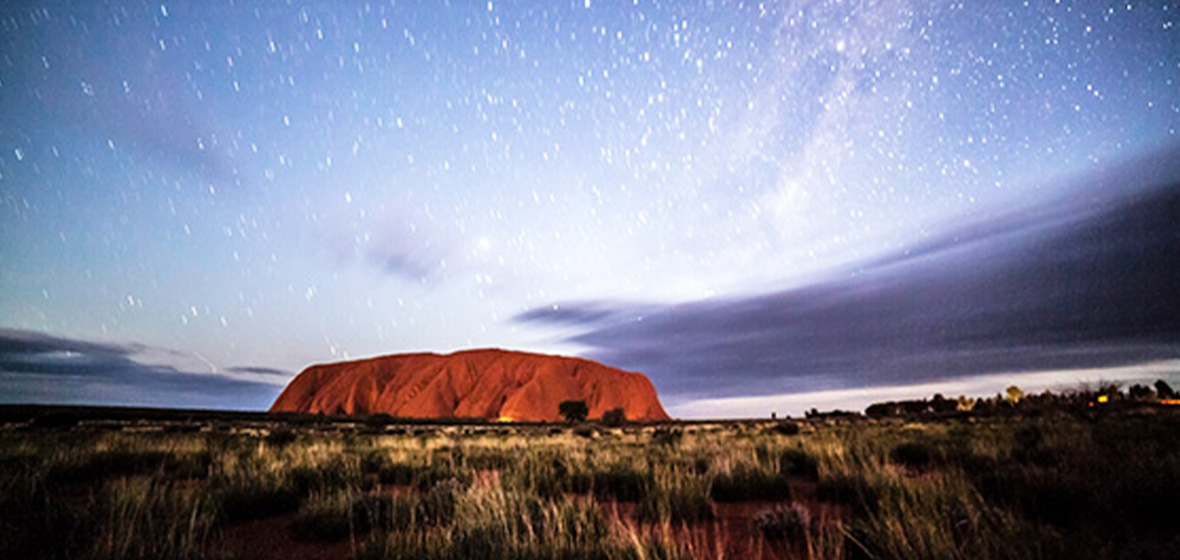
{"left": 1128, "top": 384, "right": 1155, "bottom": 401}
{"left": 1155, "top": 379, "right": 1176, "bottom": 399}
{"left": 601, "top": 407, "right": 626, "bottom": 427}
{"left": 558, "top": 400, "right": 589, "bottom": 423}
{"left": 956, "top": 395, "right": 976, "bottom": 412}
{"left": 1005, "top": 385, "right": 1024, "bottom": 404}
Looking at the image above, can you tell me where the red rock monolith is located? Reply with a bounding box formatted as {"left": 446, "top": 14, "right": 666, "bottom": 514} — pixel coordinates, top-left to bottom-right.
{"left": 269, "top": 349, "right": 670, "bottom": 422}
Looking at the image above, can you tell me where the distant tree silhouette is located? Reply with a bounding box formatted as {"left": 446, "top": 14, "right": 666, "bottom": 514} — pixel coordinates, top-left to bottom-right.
{"left": 1128, "top": 384, "right": 1155, "bottom": 401}
{"left": 1005, "top": 385, "right": 1024, "bottom": 404}
{"left": 1155, "top": 380, "right": 1176, "bottom": 399}
{"left": 559, "top": 400, "right": 589, "bottom": 423}
{"left": 956, "top": 395, "right": 976, "bottom": 412}
{"left": 601, "top": 407, "right": 626, "bottom": 427}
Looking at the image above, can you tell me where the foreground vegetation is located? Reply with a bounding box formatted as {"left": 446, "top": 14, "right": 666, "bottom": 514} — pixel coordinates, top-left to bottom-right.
{"left": 2, "top": 404, "right": 1178, "bottom": 559}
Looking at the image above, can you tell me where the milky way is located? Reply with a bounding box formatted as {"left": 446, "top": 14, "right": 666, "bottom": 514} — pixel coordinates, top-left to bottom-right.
{"left": 1, "top": 1, "right": 1178, "bottom": 414}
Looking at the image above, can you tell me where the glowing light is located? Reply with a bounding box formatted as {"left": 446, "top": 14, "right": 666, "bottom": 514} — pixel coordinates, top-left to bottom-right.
{"left": 497, "top": 416, "right": 513, "bottom": 423}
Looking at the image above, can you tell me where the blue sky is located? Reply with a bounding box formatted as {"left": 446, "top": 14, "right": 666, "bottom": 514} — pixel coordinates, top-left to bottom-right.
{"left": 2, "top": 1, "right": 1178, "bottom": 416}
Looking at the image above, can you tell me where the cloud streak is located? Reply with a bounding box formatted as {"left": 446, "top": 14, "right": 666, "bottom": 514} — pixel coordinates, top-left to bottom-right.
{"left": 518, "top": 147, "right": 1180, "bottom": 401}
{"left": 0, "top": 330, "right": 283, "bottom": 410}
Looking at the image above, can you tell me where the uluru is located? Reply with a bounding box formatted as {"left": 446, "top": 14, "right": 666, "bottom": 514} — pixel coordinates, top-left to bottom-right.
{"left": 270, "top": 349, "right": 670, "bottom": 422}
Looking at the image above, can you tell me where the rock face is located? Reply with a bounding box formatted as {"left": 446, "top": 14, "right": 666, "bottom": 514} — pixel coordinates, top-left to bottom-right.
{"left": 269, "top": 349, "right": 670, "bottom": 422}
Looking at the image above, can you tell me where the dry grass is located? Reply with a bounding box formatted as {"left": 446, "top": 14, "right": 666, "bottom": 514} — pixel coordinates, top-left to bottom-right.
{"left": 2, "top": 408, "right": 1179, "bottom": 559}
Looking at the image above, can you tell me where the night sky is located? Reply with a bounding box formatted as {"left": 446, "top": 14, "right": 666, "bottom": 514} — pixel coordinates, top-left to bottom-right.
{"left": 2, "top": 1, "right": 1178, "bottom": 416}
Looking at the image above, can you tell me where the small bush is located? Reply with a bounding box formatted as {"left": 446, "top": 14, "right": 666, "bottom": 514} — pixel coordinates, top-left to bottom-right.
{"left": 592, "top": 463, "right": 649, "bottom": 502}
{"left": 816, "top": 474, "right": 879, "bottom": 516}
{"left": 639, "top": 471, "right": 713, "bottom": 523}
{"left": 377, "top": 462, "right": 472, "bottom": 492}
{"left": 573, "top": 426, "right": 598, "bottom": 439}
{"left": 769, "top": 421, "right": 801, "bottom": 436}
{"left": 711, "top": 465, "right": 791, "bottom": 502}
{"left": 291, "top": 491, "right": 359, "bottom": 541}
{"left": 360, "top": 450, "right": 389, "bottom": 473}
{"left": 47, "top": 450, "right": 181, "bottom": 485}
{"left": 754, "top": 502, "right": 812, "bottom": 541}
{"left": 973, "top": 466, "right": 1091, "bottom": 528}
{"left": 778, "top": 449, "right": 820, "bottom": 480}
{"left": 651, "top": 428, "right": 682, "bottom": 446}
{"left": 288, "top": 459, "right": 364, "bottom": 497}
{"left": 264, "top": 429, "right": 297, "bottom": 447}
{"left": 601, "top": 408, "right": 627, "bottom": 427}
{"left": 464, "top": 449, "right": 512, "bottom": 470}
{"left": 209, "top": 472, "right": 301, "bottom": 522}
{"left": 889, "top": 441, "right": 937, "bottom": 471}
{"left": 377, "top": 462, "right": 416, "bottom": 485}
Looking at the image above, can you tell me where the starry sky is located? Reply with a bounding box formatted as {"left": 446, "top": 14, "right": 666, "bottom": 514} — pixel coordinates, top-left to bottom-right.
{"left": 1, "top": 1, "right": 1178, "bottom": 416}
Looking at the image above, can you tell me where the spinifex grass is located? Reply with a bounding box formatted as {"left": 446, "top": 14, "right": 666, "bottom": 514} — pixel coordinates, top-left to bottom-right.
{"left": 2, "top": 408, "right": 1179, "bottom": 559}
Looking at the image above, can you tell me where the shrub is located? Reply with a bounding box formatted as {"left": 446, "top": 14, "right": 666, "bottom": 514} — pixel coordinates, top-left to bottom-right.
{"left": 209, "top": 470, "right": 301, "bottom": 522}
{"left": 816, "top": 474, "right": 879, "bottom": 516}
{"left": 377, "top": 462, "right": 416, "bottom": 486}
{"left": 973, "top": 466, "right": 1092, "bottom": 528}
{"left": 710, "top": 465, "right": 791, "bottom": 502}
{"left": 769, "top": 421, "right": 801, "bottom": 436}
{"left": 289, "top": 461, "right": 362, "bottom": 497}
{"left": 889, "top": 441, "right": 937, "bottom": 471}
{"left": 290, "top": 491, "right": 360, "bottom": 541}
{"left": 558, "top": 401, "right": 589, "bottom": 423}
{"left": 378, "top": 461, "right": 472, "bottom": 492}
{"left": 754, "top": 502, "right": 812, "bottom": 541}
{"left": 573, "top": 426, "right": 598, "bottom": 439}
{"left": 47, "top": 449, "right": 194, "bottom": 485}
{"left": 360, "top": 449, "right": 390, "bottom": 474}
{"left": 778, "top": 449, "right": 820, "bottom": 480}
{"left": 264, "top": 429, "right": 297, "bottom": 447}
{"left": 639, "top": 470, "right": 713, "bottom": 523}
{"left": 464, "top": 449, "right": 513, "bottom": 470}
{"left": 651, "top": 428, "right": 682, "bottom": 446}
{"left": 592, "top": 463, "right": 649, "bottom": 502}
{"left": 601, "top": 408, "right": 627, "bottom": 427}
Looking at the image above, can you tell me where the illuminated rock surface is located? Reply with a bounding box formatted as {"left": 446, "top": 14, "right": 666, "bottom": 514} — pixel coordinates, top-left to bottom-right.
{"left": 270, "top": 349, "right": 670, "bottom": 422}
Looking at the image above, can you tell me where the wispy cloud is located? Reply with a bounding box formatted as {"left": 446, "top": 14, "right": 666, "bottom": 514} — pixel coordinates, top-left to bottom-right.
{"left": 518, "top": 147, "right": 1180, "bottom": 402}
{"left": 0, "top": 330, "right": 282, "bottom": 410}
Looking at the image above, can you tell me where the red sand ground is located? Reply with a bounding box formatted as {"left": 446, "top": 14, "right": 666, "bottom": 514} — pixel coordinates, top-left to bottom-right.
{"left": 270, "top": 349, "right": 670, "bottom": 423}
